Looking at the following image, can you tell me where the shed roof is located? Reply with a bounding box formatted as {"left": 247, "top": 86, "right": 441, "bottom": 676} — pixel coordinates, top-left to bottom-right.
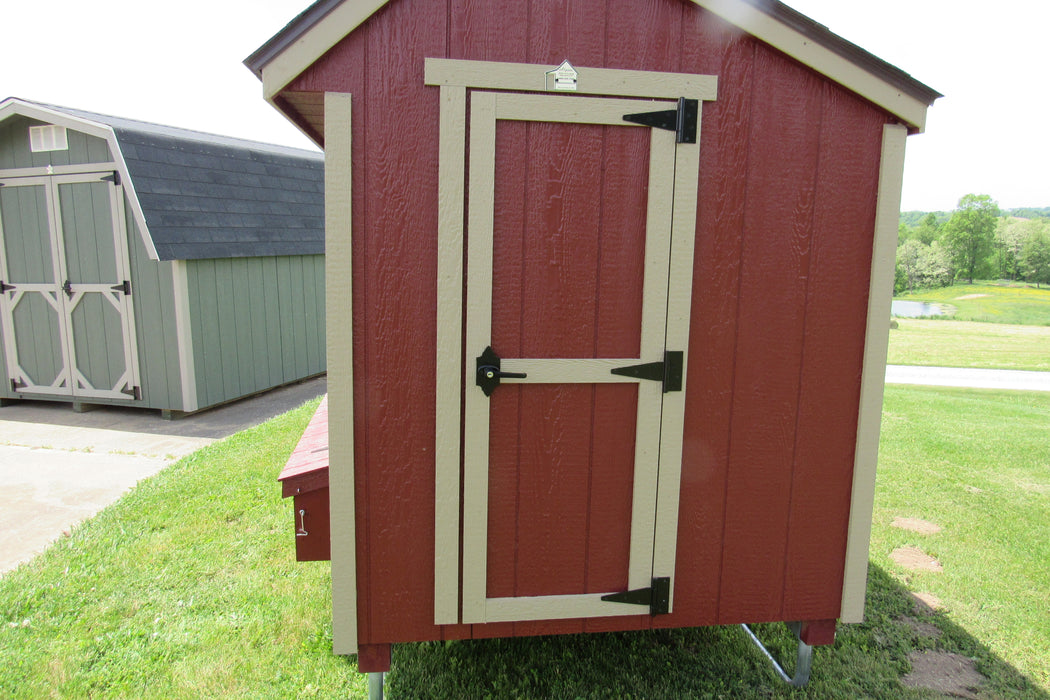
{"left": 0, "top": 98, "right": 324, "bottom": 262}
{"left": 245, "top": 0, "right": 940, "bottom": 140}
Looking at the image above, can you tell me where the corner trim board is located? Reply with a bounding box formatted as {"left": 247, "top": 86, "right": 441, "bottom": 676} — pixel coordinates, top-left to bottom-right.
{"left": 840, "top": 123, "right": 908, "bottom": 622}
{"left": 171, "top": 260, "right": 198, "bottom": 412}
{"left": 324, "top": 91, "right": 359, "bottom": 655}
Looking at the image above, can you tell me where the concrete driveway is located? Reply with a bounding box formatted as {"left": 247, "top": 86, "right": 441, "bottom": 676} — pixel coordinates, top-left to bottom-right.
{"left": 0, "top": 376, "right": 326, "bottom": 575}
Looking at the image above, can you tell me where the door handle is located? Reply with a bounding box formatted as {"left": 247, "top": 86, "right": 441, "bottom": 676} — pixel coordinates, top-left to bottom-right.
{"left": 62, "top": 279, "right": 73, "bottom": 299}
{"left": 476, "top": 346, "right": 527, "bottom": 396}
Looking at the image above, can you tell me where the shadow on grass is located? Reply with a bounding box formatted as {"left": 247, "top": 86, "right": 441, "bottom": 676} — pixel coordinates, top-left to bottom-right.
{"left": 386, "top": 564, "right": 1047, "bottom": 699}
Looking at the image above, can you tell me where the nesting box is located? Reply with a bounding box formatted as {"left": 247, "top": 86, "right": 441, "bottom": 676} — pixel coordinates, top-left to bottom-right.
{"left": 248, "top": 0, "right": 938, "bottom": 673}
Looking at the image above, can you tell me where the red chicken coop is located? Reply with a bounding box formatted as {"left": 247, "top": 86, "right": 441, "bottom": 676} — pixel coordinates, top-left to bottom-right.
{"left": 251, "top": 0, "right": 939, "bottom": 687}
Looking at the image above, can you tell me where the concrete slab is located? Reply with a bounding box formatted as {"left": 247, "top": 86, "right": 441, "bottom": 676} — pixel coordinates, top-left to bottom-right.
{"left": 0, "top": 446, "right": 171, "bottom": 573}
{"left": 885, "top": 365, "right": 1050, "bottom": 392}
{"left": 0, "top": 376, "right": 326, "bottom": 575}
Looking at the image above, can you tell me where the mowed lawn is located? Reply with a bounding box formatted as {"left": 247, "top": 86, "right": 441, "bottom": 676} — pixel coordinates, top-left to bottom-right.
{"left": 888, "top": 319, "right": 1050, "bottom": 371}
{"left": 895, "top": 282, "right": 1050, "bottom": 326}
{"left": 1, "top": 388, "right": 1048, "bottom": 698}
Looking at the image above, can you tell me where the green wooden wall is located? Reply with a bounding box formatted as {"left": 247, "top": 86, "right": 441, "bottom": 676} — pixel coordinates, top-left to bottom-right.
{"left": 185, "top": 254, "right": 326, "bottom": 409}
{"left": 124, "top": 205, "right": 186, "bottom": 411}
{"left": 0, "top": 115, "right": 111, "bottom": 170}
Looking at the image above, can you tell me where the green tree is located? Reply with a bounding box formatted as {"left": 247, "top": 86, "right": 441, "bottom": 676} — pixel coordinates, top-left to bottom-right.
{"left": 943, "top": 194, "right": 1000, "bottom": 283}
{"left": 996, "top": 217, "right": 1043, "bottom": 280}
{"left": 914, "top": 212, "right": 941, "bottom": 245}
{"left": 896, "top": 238, "right": 923, "bottom": 291}
{"left": 1021, "top": 227, "right": 1050, "bottom": 288}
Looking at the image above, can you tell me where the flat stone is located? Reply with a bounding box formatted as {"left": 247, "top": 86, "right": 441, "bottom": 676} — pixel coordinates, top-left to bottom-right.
{"left": 891, "top": 546, "right": 943, "bottom": 572}
{"left": 911, "top": 592, "right": 943, "bottom": 613}
{"left": 891, "top": 517, "right": 942, "bottom": 535}
{"left": 901, "top": 650, "right": 986, "bottom": 699}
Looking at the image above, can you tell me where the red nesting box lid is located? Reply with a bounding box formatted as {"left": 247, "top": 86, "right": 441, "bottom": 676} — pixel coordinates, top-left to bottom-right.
{"left": 278, "top": 395, "right": 329, "bottom": 498}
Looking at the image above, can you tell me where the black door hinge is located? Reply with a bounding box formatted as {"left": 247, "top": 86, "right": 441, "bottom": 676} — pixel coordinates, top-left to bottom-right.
{"left": 11, "top": 378, "right": 27, "bottom": 392}
{"left": 610, "top": 351, "right": 683, "bottom": 392}
{"left": 101, "top": 171, "right": 121, "bottom": 186}
{"left": 0, "top": 280, "right": 14, "bottom": 294}
{"left": 120, "top": 384, "right": 141, "bottom": 400}
{"left": 110, "top": 280, "right": 131, "bottom": 295}
{"left": 623, "top": 97, "right": 698, "bottom": 143}
{"left": 601, "top": 577, "right": 671, "bottom": 615}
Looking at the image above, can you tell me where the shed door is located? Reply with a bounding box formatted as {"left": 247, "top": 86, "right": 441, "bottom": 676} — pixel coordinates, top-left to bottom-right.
{"left": 0, "top": 173, "right": 140, "bottom": 401}
{"left": 459, "top": 91, "right": 700, "bottom": 624}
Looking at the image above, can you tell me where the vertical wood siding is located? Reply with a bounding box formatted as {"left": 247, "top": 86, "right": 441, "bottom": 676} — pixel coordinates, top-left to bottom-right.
{"left": 0, "top": 116, "right": 111, "bottom": 170}
{"left": 125, "top": 210, "right": 185, "bottom": 410}
{"left": 185, "top": 254, "right": 326, "bottom": 409}
{"left": 288, "top": 0, "right": 889, "bottom": 645}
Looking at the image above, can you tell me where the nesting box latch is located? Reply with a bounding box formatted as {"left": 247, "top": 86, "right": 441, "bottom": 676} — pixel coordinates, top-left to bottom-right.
{"left": 601, "top": 577, "right": 671, "bottom": 615}
{"left": 622, "top": 97, "right": 698, "bottom": 144}
{"left": 611, "top": 351, "right": 683, "bottom": 393}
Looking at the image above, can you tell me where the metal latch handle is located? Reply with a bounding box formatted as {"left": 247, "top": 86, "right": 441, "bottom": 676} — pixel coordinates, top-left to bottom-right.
{"left": 476, "top": 346, "right": 527, "bottom": 397}
{"left": 296, "top": 509, "right": 308, "bottom": 537}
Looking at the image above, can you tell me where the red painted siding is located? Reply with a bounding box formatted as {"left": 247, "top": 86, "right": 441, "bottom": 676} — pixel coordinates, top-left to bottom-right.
{"left": 286, "top": 0, "right": 890, "bottom": 645}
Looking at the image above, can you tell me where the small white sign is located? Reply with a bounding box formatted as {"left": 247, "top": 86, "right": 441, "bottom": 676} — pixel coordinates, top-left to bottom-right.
{"left": 546, "top": 60, "right": 578, "bottom": 91}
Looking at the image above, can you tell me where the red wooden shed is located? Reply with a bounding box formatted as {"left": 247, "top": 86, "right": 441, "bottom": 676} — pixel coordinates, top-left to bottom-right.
{"left": 248, "top": 0, "right": 939, "bottom": 684}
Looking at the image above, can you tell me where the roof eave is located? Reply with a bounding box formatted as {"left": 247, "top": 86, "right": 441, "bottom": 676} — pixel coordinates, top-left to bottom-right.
{"left": 246, "top": 0, "right": 940, "bottom": 134}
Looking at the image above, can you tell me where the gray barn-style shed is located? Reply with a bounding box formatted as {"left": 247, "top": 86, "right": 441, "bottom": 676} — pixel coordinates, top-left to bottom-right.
{"left": 0, "top": 98, "right": 325, "bottom": 415}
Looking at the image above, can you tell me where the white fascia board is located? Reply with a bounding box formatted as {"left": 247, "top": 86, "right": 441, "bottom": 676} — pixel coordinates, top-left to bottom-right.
{"left": 260, "top": 0, "right": 389, "bottom": 102}
{"left": 687, "top": 0, "right": 930, "bottom": 132}
{"left": 0, "top": 98, "right": 161, "bottom": 261}
{"left": 254, "top": 0, "right": 929, "bottom": 132}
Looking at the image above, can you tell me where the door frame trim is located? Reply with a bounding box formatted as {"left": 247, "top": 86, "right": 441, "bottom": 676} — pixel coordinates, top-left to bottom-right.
{"left": 428, "top": 59, "right": 715, "bottom": 625}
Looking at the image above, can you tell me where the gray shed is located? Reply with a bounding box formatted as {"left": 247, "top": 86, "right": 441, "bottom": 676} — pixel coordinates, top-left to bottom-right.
{"left": 0, "top": 98, "right": 325, "bottom": 415}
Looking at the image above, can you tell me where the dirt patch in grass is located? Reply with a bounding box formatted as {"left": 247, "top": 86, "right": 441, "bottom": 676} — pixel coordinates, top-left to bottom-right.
{"left": 911, "top": 591, "right": 943, "bottom": 613}
{"left": 953, "top": 294, "right": 992, "bottom": 300}
{"left": 899, "top": 615, "right": 942, "bottom": 639}
{"left": 892, "top": 517, "right": 942, "bottom": 535}
{"left": 901, "top": 650, "right": 987, "bottom": 698}
{"left": 891, "top": 546, "right": 943, "bottom": 572}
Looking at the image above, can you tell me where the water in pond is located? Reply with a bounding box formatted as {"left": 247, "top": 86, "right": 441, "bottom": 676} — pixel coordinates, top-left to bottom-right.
{"left": 891, "top": 300, "right": 948, "bottom": 317}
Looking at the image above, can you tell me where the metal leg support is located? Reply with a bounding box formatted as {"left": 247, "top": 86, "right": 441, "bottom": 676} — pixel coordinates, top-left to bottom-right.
{"left": 741, "top": 623, "right": 814, "bottom": 687}
{"left": 368, "top": 671, "right": 385, "bottom": 700}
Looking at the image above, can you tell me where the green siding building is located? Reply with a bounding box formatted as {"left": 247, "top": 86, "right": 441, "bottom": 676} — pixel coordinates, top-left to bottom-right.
{"left": 0, "top": 98, "right": 325, "bottom": 415}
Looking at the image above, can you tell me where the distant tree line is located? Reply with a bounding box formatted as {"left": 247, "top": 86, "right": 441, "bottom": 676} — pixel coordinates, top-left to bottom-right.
{"left": 895, "top": 194, "right": 1050, "bottom": 293}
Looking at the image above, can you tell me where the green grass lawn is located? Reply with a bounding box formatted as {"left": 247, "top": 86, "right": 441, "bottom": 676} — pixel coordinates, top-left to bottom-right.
{"left": 888, "top": 319, "right": 1050, "bottom": 371}
{"left": 895, "top": 282, "right": 1050, "bottom": 325}
{"left": 2, "top": 390, "right": 1047, "bottom": 698}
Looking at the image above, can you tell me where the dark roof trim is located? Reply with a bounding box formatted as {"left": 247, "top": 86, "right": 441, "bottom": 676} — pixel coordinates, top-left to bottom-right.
{"left": 245, "top": 0, "right": 346, "bottom": 78}
{"left": 741, "top": 0, "right": 941, "bottom": 105}
{"left": 245, "top": 0, "right": 940, "bottom": 108}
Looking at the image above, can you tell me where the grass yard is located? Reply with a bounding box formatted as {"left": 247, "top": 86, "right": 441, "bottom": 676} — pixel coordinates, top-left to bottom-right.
{"left": 2, "top": 390, "right": 1048, "bottom": 698}
{"left": 888, "top": 319, "right": 1050, "bottom": 371}
{"left": 895, "top": 282, "right": 1050, "bottom": 326}
{"left": 873, "top": 386, "right": 1050, "bottom": 693}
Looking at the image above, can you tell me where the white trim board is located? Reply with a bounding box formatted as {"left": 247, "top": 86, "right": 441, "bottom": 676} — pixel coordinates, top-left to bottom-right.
{"left": 840, "top": 123, "right": 907, "bottom": 622}
{"left": 252, "top": 0, "right": 933, "bottom": 132}
{"left": 0, "top": 98, "right": 160, "bottom": 260}
{"left": 324, "top": 91, "right": 359, "bottom": 656}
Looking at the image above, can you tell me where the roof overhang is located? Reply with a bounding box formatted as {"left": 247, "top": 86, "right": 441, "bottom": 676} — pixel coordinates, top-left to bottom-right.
{"left": 0, "top": 98, "right": 160, "bottom": 260}
{"left": 246, "top": 0, "right": 941, "bottom": 142}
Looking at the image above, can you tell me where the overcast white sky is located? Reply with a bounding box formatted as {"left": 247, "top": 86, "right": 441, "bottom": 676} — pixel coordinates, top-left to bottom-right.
{"left": 1, "top": 0, "right": 1045, "bottom": 212}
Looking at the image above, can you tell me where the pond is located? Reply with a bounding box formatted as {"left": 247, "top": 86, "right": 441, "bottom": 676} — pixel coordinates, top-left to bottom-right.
{"left": 891, "top": 300, "right": 951, "bottom": 318}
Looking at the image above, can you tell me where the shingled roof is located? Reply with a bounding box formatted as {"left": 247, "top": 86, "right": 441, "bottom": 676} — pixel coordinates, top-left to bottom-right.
{"left": 0, "top": 98, "right": 324, "bottom": 261}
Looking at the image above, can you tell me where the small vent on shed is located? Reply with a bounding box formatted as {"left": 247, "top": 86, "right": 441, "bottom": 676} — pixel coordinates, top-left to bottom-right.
{"left": 29, "top": 125, "right": 69, "bottom": 152}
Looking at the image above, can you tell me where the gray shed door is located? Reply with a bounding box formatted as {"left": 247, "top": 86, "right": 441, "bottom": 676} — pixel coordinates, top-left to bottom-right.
{"left": 0, "top": 173, "right": 140, "bottom": 401}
